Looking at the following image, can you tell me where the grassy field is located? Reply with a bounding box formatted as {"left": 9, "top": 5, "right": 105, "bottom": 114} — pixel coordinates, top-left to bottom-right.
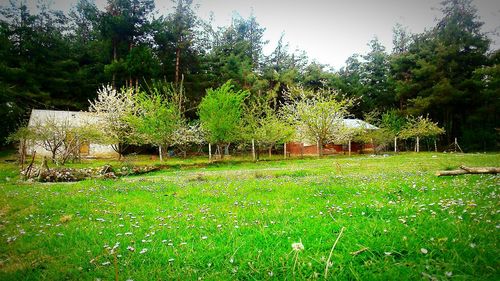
{"left": 0, "top": 152, "right": 499, "bottom": 280}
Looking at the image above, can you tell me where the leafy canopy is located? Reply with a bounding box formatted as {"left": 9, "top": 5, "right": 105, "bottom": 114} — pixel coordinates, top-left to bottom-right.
{"left": 198, "top": 81, "right": 248, "bottom": 145}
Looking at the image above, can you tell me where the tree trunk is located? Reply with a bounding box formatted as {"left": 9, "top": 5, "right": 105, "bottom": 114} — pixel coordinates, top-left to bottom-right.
{"left": 318, "top": 139, "right": 323, "bottom": 157}
{"left": 175, "top": 46, "right": 181, "bottom": 84}
{"left": 112, "top": 41, "right": 117, "bottom": 87}
{"left": 348, "top": 139, "right": 351, "bottom": 157}
{"left": 118, "top": 143, "right": 123, "bottom": 160}
{"left": 283, "top": 143, "right": 287, "bottom": 159}
{"left": 436, "top": 166, "right": 500, "bottom": 176}
{"left": 268, "top": 146, "right": 272, "bottom": 158}
{"left": 19, "top": 139, "right": 26, "bottom": 169}
{"left": 300, "top": 143, "right": 304, "bottom": 158}
{"left": 416, "top": 136, "right": 420, "bottom": 153}
{"left": 217, "top": 144, "right": 224, "bottom": 159}
{"left": 208, "top": 143, "right": 212, "bottom": 161}
{"left": 394, "top": 137, "right": 397, "bottom": 153}
{"left": 178, "top": 74, "right": 184, "bottom": 113}
{"left": 51, "top": 149, "right": 57, "bottom": 164}
{"left": 252, "top": 139, "right": 256, "bottom": 161}
{"left": 159, "top": 145, "right": 163, "bottom": 162}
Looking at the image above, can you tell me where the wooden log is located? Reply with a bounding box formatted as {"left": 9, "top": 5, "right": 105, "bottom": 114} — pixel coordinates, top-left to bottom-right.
{"left": 460, "top": 165, "right": 500, "bottom": 174}
{"left": 436, "top": 166, "right": 500, "bottom": 176}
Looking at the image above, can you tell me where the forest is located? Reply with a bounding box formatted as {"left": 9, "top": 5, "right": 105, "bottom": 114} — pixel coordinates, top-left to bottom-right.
{"left": 0, "top": 0, "right": 498, "bottom": 151}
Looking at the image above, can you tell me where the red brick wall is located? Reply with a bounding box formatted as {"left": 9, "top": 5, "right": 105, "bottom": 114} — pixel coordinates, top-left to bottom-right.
{"left": 287, "top": 142, "right": 318, "bottom": 155}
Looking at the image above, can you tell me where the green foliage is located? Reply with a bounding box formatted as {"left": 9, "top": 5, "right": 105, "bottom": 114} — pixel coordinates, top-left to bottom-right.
{"left": 390, "top": 0, "right": 492, "bottom": 148}
{"left": 128, "top": 91, "right": 180, "bottom": 148}
{"left": 242, "top": 88, "right": 294, "bottom": 152}
{"left": 6, "top": 125, "right": 34, "bottom": 144}
{"left": 399, "top": 116, "right": 445, "bottom": 140}
{"left": 380, "top": 110, "right": 407, "bottom": 135}
{"left": 198, "top": 81, "right": 248, "bottom": 147}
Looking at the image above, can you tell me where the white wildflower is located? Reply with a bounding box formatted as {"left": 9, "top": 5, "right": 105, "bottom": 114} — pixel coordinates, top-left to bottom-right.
{"left": 291, "top": 242, "right": 304, "bottom": 251}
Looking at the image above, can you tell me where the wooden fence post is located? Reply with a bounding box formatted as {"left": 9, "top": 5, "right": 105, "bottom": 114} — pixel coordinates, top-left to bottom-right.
{"left": 284, "top": 143, "right": 287, "bottom": 159}
{"left": 208, "top": 143, "right": 212, "bottom": 161}
{"left": 252, "top": 139, "right": 256, "bottom": 161}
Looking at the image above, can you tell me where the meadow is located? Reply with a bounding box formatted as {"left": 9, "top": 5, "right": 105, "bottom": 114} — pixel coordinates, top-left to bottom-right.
{"left": 0, "top": 152, "right": 498, "bottom": 280}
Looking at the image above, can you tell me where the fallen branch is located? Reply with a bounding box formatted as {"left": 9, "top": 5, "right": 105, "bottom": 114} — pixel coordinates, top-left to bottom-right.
{"left": 350, "top": 247, "right": 369, "bottom": 256}
{"left": 436, "top": 165, "right": 500, "bottom": 176}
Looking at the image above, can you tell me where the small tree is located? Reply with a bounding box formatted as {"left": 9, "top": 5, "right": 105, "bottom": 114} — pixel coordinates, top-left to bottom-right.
{"left": 127, "top": 91, "right": 181, "bottom": 161}
{"left": 330, "top": 123, "right": 363, "bottom": 154}
{"left": 399, "top": 116, "right": 445, "bottom": 152}
{"left": 11, "top": 116, "right": 103, "bottom": 165}
{"left": 281, "top": 86, "right": 354, "bottom": 156}
{"left": 7, "top": 126, "right": 35, "bottom": 168}
{"left": 242, "top": 89, "right": 294, "bottom": 159}
{"left": 353, "top": 110, "right": 402, "bottom": 154}
{"left": 28, "top": 116, "right": 70, "bottom": 163}
{"left": 380, "top": 110, "right": 407, "bottom": 152}
{"left": 172, "top": 122, "right": 205, "bottom": 158}
{"left": 255, "top": 113, "right": 295, "bottom": 158}
{"left": 198, "top": 81, "right": 248, "bottom": 158}
{"left": 89, "top": 85, "right": 136, "bottom": 160}
{"left": 58, "top": 124, "right": 102, "bottom": 165}
{"left": 355, "top": 128, "right": 394, "bottom": 154}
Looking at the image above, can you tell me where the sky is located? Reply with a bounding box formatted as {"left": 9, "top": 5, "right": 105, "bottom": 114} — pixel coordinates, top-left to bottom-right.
{"left": 19, "top": 0, "right": 500, "bottom": 70}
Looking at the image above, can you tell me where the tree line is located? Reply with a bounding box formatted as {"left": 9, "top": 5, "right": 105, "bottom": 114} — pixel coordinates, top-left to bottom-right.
{"left": 11, "top": 81, "right": 445, "bottom": 164}
{"left": 1, "top": 0, "right": 498, "bottom": 151}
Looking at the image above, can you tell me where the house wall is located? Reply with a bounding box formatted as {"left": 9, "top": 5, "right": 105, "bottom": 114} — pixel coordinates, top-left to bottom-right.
{"left": 287, "top": 142, "right": 317, "bottom": 155}
{"left": 28, "top": 143, "right": 118, "bottom": 158}
{"left": 89, "top": 144, "right": 119, "bottom": 157}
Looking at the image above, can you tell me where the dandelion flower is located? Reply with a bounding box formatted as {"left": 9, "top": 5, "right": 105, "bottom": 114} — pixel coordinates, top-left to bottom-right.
{"left": 292, "top": 242, "right": 304, "bottom": 251}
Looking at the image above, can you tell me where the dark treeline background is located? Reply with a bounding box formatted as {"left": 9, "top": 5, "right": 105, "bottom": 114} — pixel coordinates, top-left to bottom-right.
{"left": 0, "top": 0, "right": 498, "bottom": 151}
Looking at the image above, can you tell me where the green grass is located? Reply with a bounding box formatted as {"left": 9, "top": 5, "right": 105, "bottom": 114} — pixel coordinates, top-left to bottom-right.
{"left": 0, "top": 152, "right": 499, "bottom": 280}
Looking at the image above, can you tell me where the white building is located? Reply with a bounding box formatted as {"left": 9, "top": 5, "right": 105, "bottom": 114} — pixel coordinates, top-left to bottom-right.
{"left": 28, "top": 109, "right": 117, "bottom": 158}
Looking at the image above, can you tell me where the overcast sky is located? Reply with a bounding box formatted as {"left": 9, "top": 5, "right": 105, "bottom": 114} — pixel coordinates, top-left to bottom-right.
{"left": 20, "top": 0, "right": 500, "bottom": 70}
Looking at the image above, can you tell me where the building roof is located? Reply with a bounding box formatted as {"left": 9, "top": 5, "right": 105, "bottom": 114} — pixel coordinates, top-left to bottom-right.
{"left": 342, "top": 118, "right": 379, "bottom": 130}
{"left": 28, "top": 109, "right": 100, "bottom": 128}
